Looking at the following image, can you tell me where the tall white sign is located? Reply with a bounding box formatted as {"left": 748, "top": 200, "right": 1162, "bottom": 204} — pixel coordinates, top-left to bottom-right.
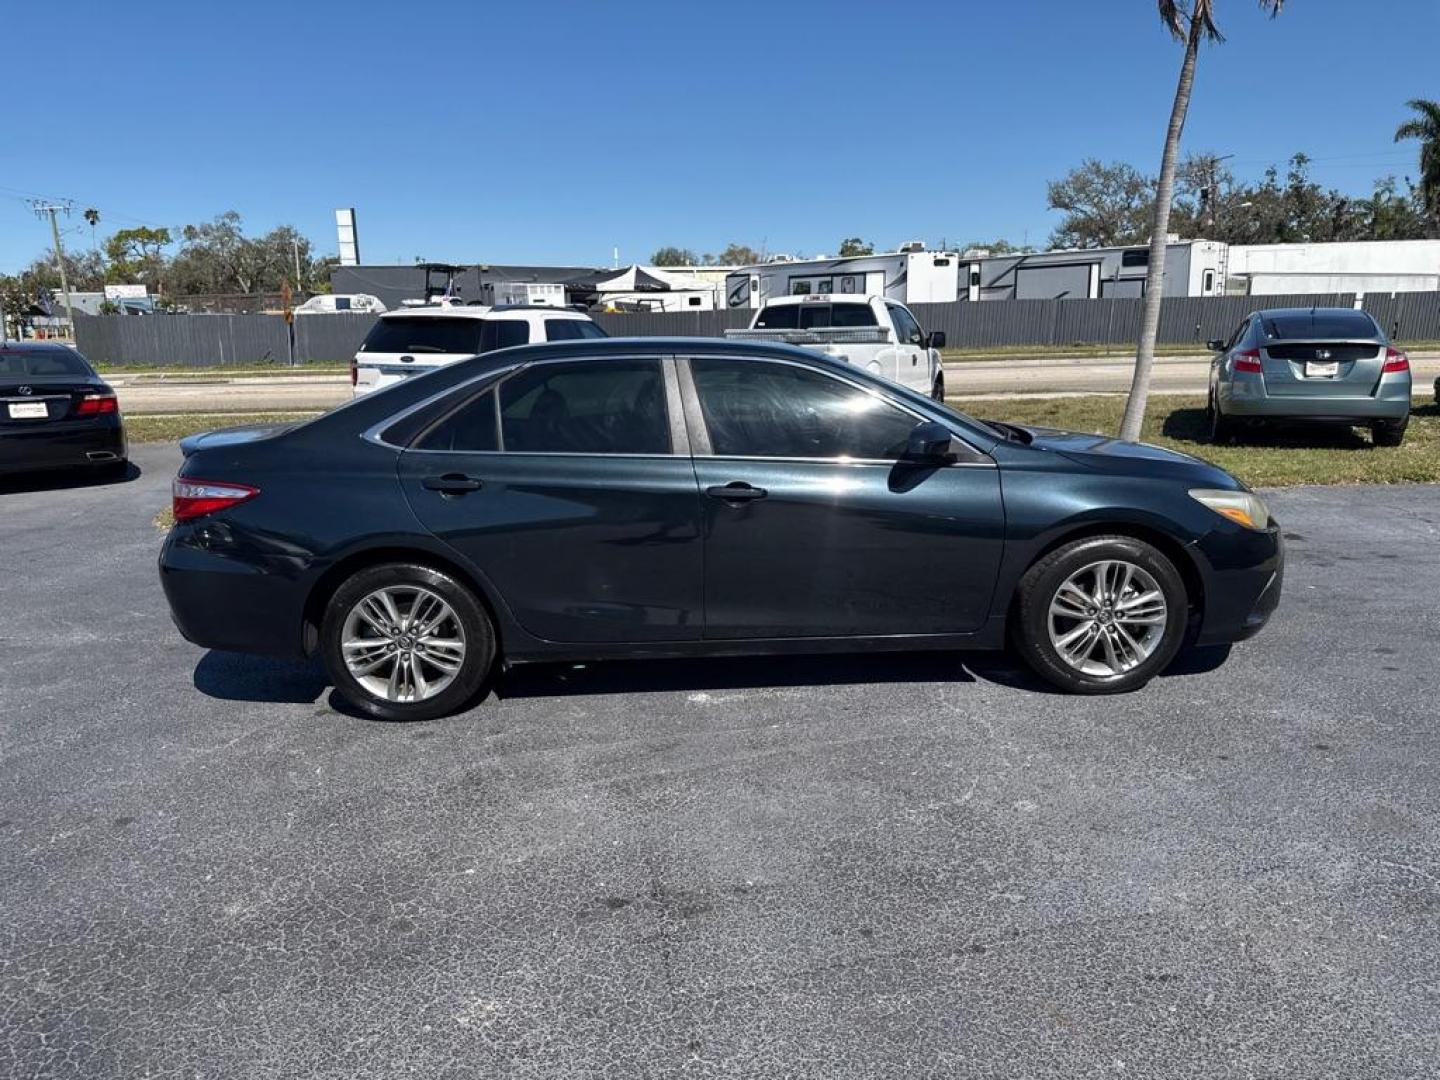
{"left": 335, "top": 208, "right": 360, "bottom": 267}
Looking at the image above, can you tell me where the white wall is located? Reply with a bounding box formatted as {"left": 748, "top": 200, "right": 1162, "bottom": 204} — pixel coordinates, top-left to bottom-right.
{"left": 1229, "top": 240, "right": 1440, "bottom": 295}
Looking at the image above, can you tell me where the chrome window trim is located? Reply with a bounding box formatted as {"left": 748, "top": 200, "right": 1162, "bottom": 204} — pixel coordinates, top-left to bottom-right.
{"left": 677, "top": 352, "right": 988, "bottom": 462}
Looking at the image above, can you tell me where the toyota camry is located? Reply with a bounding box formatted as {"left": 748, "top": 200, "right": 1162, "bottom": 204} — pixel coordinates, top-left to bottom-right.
{"left": 159, "top": 338, "right": 1283, "bottom": 720}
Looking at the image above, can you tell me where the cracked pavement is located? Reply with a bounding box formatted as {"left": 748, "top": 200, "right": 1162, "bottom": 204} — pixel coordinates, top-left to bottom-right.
{"left": 2, "top": 443, "right": 1438, "bottom": 1077}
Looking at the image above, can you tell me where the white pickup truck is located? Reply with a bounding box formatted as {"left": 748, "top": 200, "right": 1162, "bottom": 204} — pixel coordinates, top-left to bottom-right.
{"left": 724, "top": 294, "right": 947, "bottom": 399}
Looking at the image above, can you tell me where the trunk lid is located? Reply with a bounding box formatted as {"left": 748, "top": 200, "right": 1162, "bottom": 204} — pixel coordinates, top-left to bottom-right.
{"left": 1260, "top": 340, "right": 1384, "bottom": 399}
{"left": 179, "top": 422, "right": 297, "bottom": 457}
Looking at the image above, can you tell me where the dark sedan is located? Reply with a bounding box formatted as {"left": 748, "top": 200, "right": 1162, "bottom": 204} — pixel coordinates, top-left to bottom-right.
{"left": 0, "top": 341, "right": 127, "bottom": 477}
{"left": 160, "top": 339, "right": 1283, "bottom": 720}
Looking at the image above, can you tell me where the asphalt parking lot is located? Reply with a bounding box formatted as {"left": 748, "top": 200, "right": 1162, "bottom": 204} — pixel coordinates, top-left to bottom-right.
{"left": 3, "top": 443, "right": 1439, "bottom": 1078}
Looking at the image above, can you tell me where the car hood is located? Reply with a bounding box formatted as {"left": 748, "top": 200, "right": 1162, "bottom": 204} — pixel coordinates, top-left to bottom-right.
{"left": 996, "top": 422, "right": 1242, "bottom": 488}
{"left": 179, "top": 422, "right": 296, "bottom": 458}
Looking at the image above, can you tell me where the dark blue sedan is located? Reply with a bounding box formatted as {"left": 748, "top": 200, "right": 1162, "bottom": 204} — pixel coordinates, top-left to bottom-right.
{"left": 159, "top": 339, "right": 1283, "bottom": 720}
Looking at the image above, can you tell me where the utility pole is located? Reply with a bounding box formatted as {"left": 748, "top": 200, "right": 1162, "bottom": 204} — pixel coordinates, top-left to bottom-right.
{"left": 292, "top": 237, "right": 303, "bottom": 294}
{"left": 30, "top": 200, "right": 75, "bottom": 335}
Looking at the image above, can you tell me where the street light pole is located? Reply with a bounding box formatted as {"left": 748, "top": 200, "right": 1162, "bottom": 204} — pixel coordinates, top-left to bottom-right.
{"left": 31, "top": 200, "right": 75, "bottom": 336}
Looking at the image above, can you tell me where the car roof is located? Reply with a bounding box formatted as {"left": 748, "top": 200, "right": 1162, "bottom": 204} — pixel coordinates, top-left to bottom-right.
{"left": 446, "top": 335, "right": 857, "bottom": 374}
{"left": 0, "top": 340, "right": 79, "bottom": 352}
{"left": 380, "top": 305, "right": 589, "bottom": 321}
{"left": 1251, "top": 306, "right": 1375, "bottom": 319}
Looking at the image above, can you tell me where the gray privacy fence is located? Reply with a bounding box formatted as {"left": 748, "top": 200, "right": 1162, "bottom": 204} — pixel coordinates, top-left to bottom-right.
{"left": 74, "top": 293, "right": 1440, "bottom": 367}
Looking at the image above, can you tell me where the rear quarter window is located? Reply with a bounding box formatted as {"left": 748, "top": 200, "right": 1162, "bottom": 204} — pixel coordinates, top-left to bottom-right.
{"left": 480, "top": 321, "right": 531, "bottom": 351}
{"left": 543, "top": 319, "right": 607, "bottom": 341}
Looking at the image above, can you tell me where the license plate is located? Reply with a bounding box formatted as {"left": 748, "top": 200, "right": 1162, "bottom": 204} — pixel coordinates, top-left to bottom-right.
{"left": 1306, "top": 361, "right": 1339, "bottom": 378}
{"left": 7, "top": 402, "right": 48, "bottom": 419}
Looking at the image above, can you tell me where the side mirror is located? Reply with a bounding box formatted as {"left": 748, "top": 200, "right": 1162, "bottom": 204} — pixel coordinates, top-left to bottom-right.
{"left": 905, "top": 420, "right": 956, "bottom": 462}
{"left": 928, "top": 330, "right": 947, "bottom": 349}
{"left": 1206, "top": 338, "right": 1226, "bottom": 352}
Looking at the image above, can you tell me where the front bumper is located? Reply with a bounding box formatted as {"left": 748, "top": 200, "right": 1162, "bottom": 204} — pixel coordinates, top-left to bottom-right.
{"left": 1192, "top": 522, "right": 1285, "bottom": 647}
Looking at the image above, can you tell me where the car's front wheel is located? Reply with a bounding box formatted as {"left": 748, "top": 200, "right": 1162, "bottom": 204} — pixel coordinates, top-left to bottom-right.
{"left": 1012, "top": 535, "right": 1189, "bottom": 694}
{"left": 931, "top": 372, "right": 946, "bottom": 402}
{"left": 320, "top": 563, "right": 496, "bottom": 721}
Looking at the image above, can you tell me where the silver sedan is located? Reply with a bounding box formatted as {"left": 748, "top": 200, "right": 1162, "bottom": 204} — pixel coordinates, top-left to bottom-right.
{"left": 1206, "top": 307, "right": 1412, "bottom": 446}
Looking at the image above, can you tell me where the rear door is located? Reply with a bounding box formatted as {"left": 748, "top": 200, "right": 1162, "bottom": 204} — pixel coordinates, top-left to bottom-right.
{"left": 682, "top": 354, "right": 1004, "bottom": 639}
{"left": 1255, "top": 310, "right": 1386, "bottom": 399}
{"left": 397, "top": 356, "right": 703, "bottom": 644}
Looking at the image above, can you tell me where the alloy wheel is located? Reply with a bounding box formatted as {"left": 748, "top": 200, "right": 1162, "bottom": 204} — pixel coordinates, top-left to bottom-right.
{"left": 340, "top": 585, "right": 467, "bottom": 703}
{"left": 1046, "top": 559, "right": 1168, "bottom": 678}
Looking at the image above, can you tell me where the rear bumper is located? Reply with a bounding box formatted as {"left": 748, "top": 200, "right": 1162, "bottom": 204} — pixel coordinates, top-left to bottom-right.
{"left": 159, "top": 529, "right": 310, "bottom": 659}
{"left": 1192, "top": 523, "right": 1285, "bottom": 646}
{"left": 1220, "top": 374, "right": 1410, "bottom": 420}
{"left": 0, "top": 418, "right": 126, "bottom": 474}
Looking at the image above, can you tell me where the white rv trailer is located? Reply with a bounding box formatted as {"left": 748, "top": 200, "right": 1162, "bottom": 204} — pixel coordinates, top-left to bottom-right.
{"left": 955, "top": 240, "right": 1229, "bottom": 301}
{"left": 724, "top": 247, "right": 961, "bottom": 309}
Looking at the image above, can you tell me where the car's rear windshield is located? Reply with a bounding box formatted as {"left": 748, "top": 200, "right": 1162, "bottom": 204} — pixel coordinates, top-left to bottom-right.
{"left": 360, "top": 317, "right": 485, "bottom": 354}
{"left": 754, "top": 303, "right": 878, "bottom": 330}
{"left": 1259, "top": 311, "right": 1380, "bottom": 341}
{"left": 0, "top": 348, "right": 93, "bottom": 377}
{"left": 543, "top": 318, "right": 607, "bottom": 341}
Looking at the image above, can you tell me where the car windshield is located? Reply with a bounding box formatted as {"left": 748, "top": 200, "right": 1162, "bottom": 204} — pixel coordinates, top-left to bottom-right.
{"left": 0, "top": 348, "right": 93, "bottom": 377}
{"left": 360, "top": 317, "right": 485, "bottom": 354}
{"left": 1259, "top": 311, "right": 1379, "bottom": 341}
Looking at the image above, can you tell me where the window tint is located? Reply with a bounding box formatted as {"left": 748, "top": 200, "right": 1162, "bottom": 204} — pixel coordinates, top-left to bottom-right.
{"left": 754, "top": 304, "right": 799, "bottom": 330}
{"left": 1122, "top": 249, "right": 1149, "bottom": 267}
{"left": 360, "top": 316, "right": 484, "bottom": 354}
{"left": 480, "top": 320, "right": 531, "bottom": 352}
{"left": 543, "top": 318, "right": 608, "bottom": 341}
{"left": 0, "top": 348, "right": 93, "bottom": 377}
{"left": 415, "top": 389, "right": 499, "bottom": 452}
{"left": 691, "top": 358, "right": 918, "bottom": 460}
{"left": 825, "top": 303, "right": 878, "bottom": 328}
{"left": 499, "top": 360, "right": 669, "bottom": 454}
{"left": 1224, "top": 317, "right": 1250, "bottom": 351}
{"left": 888, "top": 304, "right": 923, "bottom": 344}
{"left": 1259, "top": 310, "right": 1380, "bottom": 340}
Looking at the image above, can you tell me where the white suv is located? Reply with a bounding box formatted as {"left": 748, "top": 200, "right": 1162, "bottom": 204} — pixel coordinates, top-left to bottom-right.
{"left": 350, "top": 305, "right": 606, "bottom": 396}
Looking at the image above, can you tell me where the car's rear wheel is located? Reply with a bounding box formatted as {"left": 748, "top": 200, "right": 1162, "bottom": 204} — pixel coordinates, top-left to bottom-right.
{"left": 1207, "top": 391, "right": 1235, "bottom": 444}
{"left": 1371, "top": 416, "right": 1408, "bottom": 447}
{"left": 320, "top": 563, "right": 496, "bottom": 721}
{"left": 1012, "top": 535, "right": 1189, "bottom": 694}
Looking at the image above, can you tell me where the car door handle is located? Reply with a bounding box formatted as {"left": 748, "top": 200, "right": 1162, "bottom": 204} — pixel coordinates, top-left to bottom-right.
{"left": 706, "top": 481, "right": 768, "bottom": 503}
{"left": 422, "top": 473, "right": 483, "bottom": 495}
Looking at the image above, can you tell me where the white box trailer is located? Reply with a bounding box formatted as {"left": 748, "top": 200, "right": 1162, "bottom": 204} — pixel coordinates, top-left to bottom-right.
{"left": 1227, "top": 240, "right": 1440, "bottom": 296}
{"left": 724, "top": 248, "right": 961, "bottom": 309}
{"left": 488, "top": 282, "right": 567, "bottom": 307}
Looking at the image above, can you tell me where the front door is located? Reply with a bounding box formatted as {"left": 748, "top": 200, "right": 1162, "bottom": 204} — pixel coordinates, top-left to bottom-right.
{"left": 683, "top": 355, "right": 1004, "bottom": 640}
{"left": 398, "top": 357, "right": 703, "bottom": 644}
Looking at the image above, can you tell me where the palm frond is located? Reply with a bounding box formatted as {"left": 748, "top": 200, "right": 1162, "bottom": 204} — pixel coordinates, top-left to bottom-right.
{"left": 1157, "top": 0, "right": 1186, "bottom": 41}
{"left": 1395, "top": 120, "right": 1429, "bottom": 143}
{"left": 1195, "top": 0, "right": 1225, "bottom": 42}
{"left": 1261, "top": 0, "right": 1286, "bottom": 16}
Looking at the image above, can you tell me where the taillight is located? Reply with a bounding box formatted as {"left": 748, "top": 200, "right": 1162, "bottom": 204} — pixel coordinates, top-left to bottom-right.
{"left": 172, "top": 478, "right": 260, "bottom": 522}
{"left": 1383, "top": 347, "right": 1410, "bottom": 373}
{"left": 1232, "top": 349, "right": 1263, "bottom": 374}
{"left": 349, "top": 359, "right": 358, "bottom": 387}
{"left": 75, "top": 393, "right": 118, "bottom": 416}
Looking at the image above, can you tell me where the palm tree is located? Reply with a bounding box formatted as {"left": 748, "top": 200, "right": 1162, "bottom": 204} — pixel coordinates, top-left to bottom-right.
{"left": 1395, "top": 99, "right": 1440, "bottom": 227}
{"left": 83, "top": 208, "right": 101, "bottom": 255}
{"left": 1119, "top": 0, "right": 1285, "bottom": 442}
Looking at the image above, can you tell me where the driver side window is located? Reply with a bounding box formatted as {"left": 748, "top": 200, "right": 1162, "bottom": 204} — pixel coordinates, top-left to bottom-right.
{"left": 690, "top": 357, "right": 918, "bottom": 461}
{"left": 888, "top": 304, "right": 924, "bottom": 345}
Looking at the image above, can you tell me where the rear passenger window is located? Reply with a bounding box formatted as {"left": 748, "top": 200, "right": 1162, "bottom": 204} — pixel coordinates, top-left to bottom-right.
{"left": 480, "top": 321, "right": 531, "bottom": 352}
{"left": 543, "top": 319, "right": 608, "bottom": 341}
{"left": 414, "top": 389, "right": 499, "bottom": 453}
{"left": 499, "top": 360, "right": 669, "bottom": 455}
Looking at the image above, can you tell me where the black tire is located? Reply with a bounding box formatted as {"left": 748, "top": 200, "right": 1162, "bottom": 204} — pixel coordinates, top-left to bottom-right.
{"left": 1207, "top": 391, "right": 1235, "bottom": 444}
{"left": 1011, "top": 535, "right": 1189, "bottom": 695}
{"left": 931, "top": 372, "right": 946, "bottom": 403}
{"left": 320, "top": 562, "right": 496, "bottom": 721}
{"left": 1372, "top": 416, "right": 1408, "bottom": 448}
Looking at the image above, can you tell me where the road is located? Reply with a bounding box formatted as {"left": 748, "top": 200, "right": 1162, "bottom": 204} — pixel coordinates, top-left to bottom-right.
{"left": 108, "top": 353, "right": 1440, "bottom": 414}
{"left": 3, "top": 445, "right": 1439, "bottom": 1078}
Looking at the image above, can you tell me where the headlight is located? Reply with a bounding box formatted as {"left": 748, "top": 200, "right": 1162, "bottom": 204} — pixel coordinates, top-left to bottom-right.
{"left": 1189, "top": 488, "right": 1271, "bottom": 531}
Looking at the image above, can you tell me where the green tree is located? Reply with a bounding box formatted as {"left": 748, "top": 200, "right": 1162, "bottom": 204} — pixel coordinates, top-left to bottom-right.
{"left": 1119, "top": 0, "right": 1286, "bottom": 443}
{"left": 1395, "top": 98, "right": 1440, "bottom": 227}
{"left": 837, "top": 237, "right": 874, "bottom": 256}
{"left": 1047, "top": 160, "right": 1157, "bottom": 248}
{"left": 717, "top": 243, "right": 761, "bottom": 266}
{"left": 649, "top": 246, "right": 697, "bottom": 266}
{"left": 961, "top": 238, "right": 1035, "bottom": 255}
{"left": 104, "top": 226, "right": 172, "bottom": 292}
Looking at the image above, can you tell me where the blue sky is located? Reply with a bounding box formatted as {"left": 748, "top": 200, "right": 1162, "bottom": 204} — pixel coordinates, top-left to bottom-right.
{"left": 2, "top": 0, "right": 1435, "bottom": 273}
